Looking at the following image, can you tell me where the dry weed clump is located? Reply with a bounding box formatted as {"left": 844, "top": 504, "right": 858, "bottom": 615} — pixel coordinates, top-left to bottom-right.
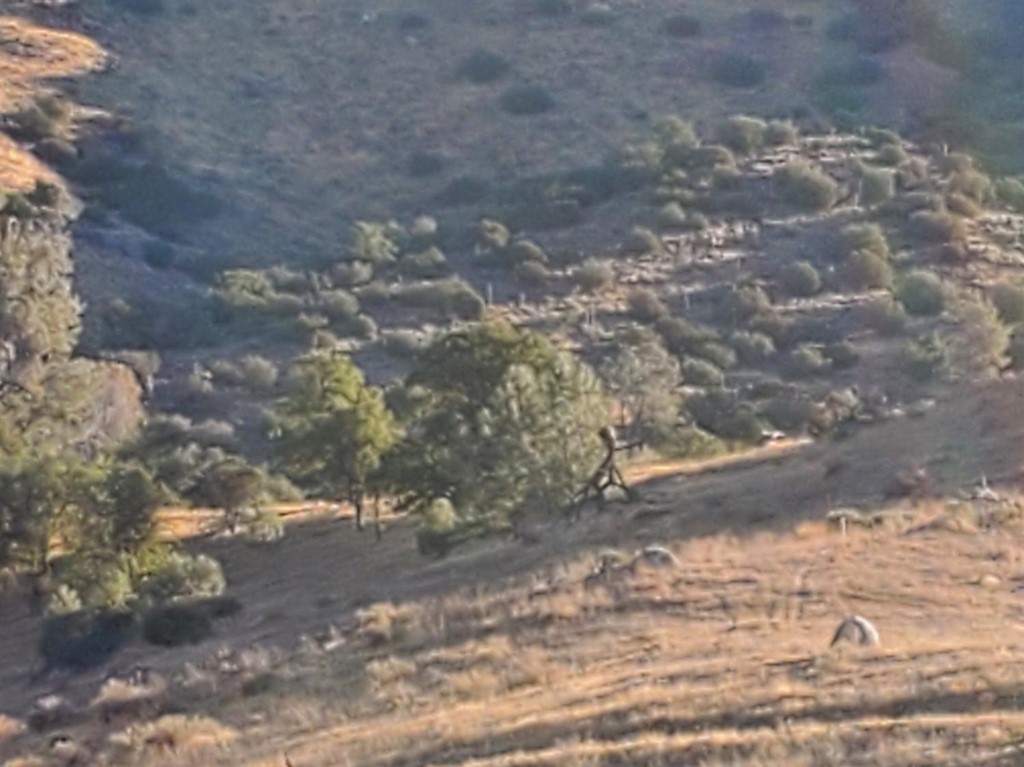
{"left": 90, "top": 673, "right": 169, "bottom": 720}
{"left": 0, "top": 713, "right": 25, "bottom": 742}
{"left": 355, "top": 601, "right": 425, "bottom": 647}
{"left": 109, "top": 714, "right": 238, "bottom": 754}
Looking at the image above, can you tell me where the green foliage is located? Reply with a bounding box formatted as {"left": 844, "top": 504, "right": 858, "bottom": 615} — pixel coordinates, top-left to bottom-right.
{"left": 862, "top": 296, "right": 907, "bottom": 335}
{"left": 875, "top": 144, "right": 908, "bottom": 167}
{"left": 786, "top": 344, "right": 830, "bottom": 378}
{"left": 859, "top": 166, "right": 895, "bottom": 206}
{"left": 505, "top": 240, "right": 549, "bottom": 268}
{"left": 948, "top": 169, "right": 993, "bottom": 204}
{"left": 208, "top": 355, "right": 280, "bottom": 393}
{"left": 626, "top": 288, "right": 668, "bottom": 323}
{"left": 909, "top": 210, "right": 967, "bottom": 245}
{"left": 685, "top": 389, "right": 762, "bottom": 442}
{"left": 995, "top": 178, "right": 1024, "bottom": 212}
{"left": 710, "top": 53, "right": 767, "bottom": 88}
{"left": 897, "top": 270, "right": 946, "bottom": 316}
{"left": 840, "top": 250, "right": 893, "bottom": 290}
{"left": 717, "top": 116, "right": 767, "bottom": 155}
{"left": 477, "top": 219, "right": 511, "bottom": 252}
{"left": 780, "top": 261, "right": 821, "bottom": 297}
{"left": 575, "top": 258, "right": 614, "bottom": 292}
{"left": 900, "top": 334, "right": 949, "bottom": 382}
{"left": 500, "top": 84, "right": 556, "bottom": 116}
{"left": 457, "top": 49, "right": 511, "bottom": 84}
{"left": 730, "top": 331, "right": 776, "bottom": 364}
{"left": 656, "top": 201, "right": 688, "bottom": 230}
{"left": 991, "top": 283, "right": 1024, "bottom": 325}
{"left": 764, "top": 120, "right": 799, "bottom": 147}
{"left": 599, "top": 336, "right": 681, "bottom": 447}
{"left": 824, "top": 341, "right": 860, "bottom": 370}
{"left": 273, "top": 351, "right": 399, "bottom": 524}
{"left": 394, "top": 279, "right": 486, "bottom": 321}
{"left": 655, "top": 316, "right": 717, "bottom": 357}
{"left": 774, "top": 162, "right": 840, "bottom": 211}
{"left": 681, "top": 357, "right": 724, "bottom": 388}
{"left": 662, "top": 13, "right": 702, "bottom": 37}
{"left": 400, "top": 247, "right": 449, "bottom": 279}
{"left": 136, "top": 551, "right": 226, "bottom": 605}
{"left": 623, "top": 226, "right": 662, "bottom": 256}
{"left": 390, "top": 323, "right": 609, "bottom": 526}
{"left": 945, "top": 192, "right": 983, "bottom": 219}
{"left": 515, "top": 260, "right": 550, "bottom": 287}
{"left": 719, "top": 285, "right": 772, "bottom": 325}
{"left": 950, "top": 296, "right": 1009, "bottom": 374}
{"left": 347, "top": 221, "right": 399, "bottom": 264}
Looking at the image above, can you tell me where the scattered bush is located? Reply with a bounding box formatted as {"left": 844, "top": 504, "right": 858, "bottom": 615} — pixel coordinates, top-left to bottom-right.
{"left": 775, "top": 162, "right": 839, "bottom": 211}
{"left": 988, "top": 283, "right": 1024, "bottom": 325}
{"left": 355, "top": 280, "right": 391, "bottom": 306}
{"left": 719, "top": 285, "right": 772, "bottom": 325}
{"left": 764, "top": 120, "right": 798, "bottom": 146}
{"left": 575, "top": 258, "right": 615, "bottom": 292}
{"left": 318, "top": 289, "right": 361, "bottom": 322}
{"left": 859, "top": 166, "right": 895, "bottom": 206}
{"left": 395, "top": 279, "right": 486, "bottom": 321}
{"left": 862, "top": 296, "right": 907, "bottom": 335}
{"left": 694, "top": 341, "right": 738, "bottom": 370}
{"left": 409, "top": 215, "right": 439, "bottom": 246}
{"left": 996, "top": 178, "right": 1024, "bottom": 212}
{"left": 656, "top": 316, "right": 717, "bottom": 356}
{"left": 749, "top": 310, "right": 795, "bottom": 348}
{"left": 137, "top": 552, "right": 226, "bottom": 605}
{"left": 208, "top": 355, "right": 279, "bottom": 393}
{"left": 662, "top": 13, "right": 702, "bottom": 37}
{"left": 500, "top": 84, "right": 556, "bottom": 116}
{"left": 626, "top": 288, "right": 668, "bottom": 323}
{"left": 899, "top": 334, "right": 949, "bottom": 382}
{"left": 682, "top": 357, "right": 724, "bottom": 388}
{"left": 717, "top": 115, "right": 767, "bottom": 155}
{"left": 763, "top": 393, "right": 816, "bottom": 432}
{"left": 623, "top": 226, "right": 661, "bottom": 256}
{"left": 457, "top": 49, "right": 511, "bottom": 84}
{"left": 841, "top": 250, "right": 893, "bottom": 290}
{"left": 505, "top": 240, "right": 549, "bottom": 268}
{"left": 909, "top": 210, "right": 966, "bottom": 245}
{"left": 840, "top": 223, "right": 890, "bottom": 261}
{"left": 515, "top": 260, "right": 551, "bottom": 286}
{"left": 948, "top": 169, "right": 993, "bottom": 204}
{"left": 951, "top": 296, "right": 1010, "bottom": 374}
{"left": 476, "top": 219, "right": 511, "bottom": 252}
{"left": 897, "top": 270, "right": 946, "bottom": 316}
{"left": 875, "top": 144, "right": 908, "bottom": 167}
{"left": 730, "top": 330, "right": 776, "bottom": 363}
{"left": 142, "top": 604, "right": 213, "bottom": 647}
{"left": 824, "top": 341, "right": 860, "bottom": 370}
{"left": 685, "top": 390, "right": 762, "bottom": 442}
{"left": 945, "top": 192, "right": 982, "bottom": 218}
{"left": 787, "top": 344, "right": 830, "bottom": 378}
{"left": 780, "top": 261, "right": 821, "bottom": 297}
{"left": 656, "top": 201, "right": 688, "bottom": 230}
{"left": 400, "top": 247, "right": 449, "bottom": 279}
{"left": 711, "top": 53, "right": 767, "bottom": 88}
{"left": 332, "top": 260, "right": 374, "bottom": 289}
{"left": 896, "top": 158, "right": 930, "bottom": 190}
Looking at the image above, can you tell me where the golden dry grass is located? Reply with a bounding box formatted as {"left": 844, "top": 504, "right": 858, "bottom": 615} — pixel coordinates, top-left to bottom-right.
{"left": 0, "top": 15, "right": 105, "bottom": 190}
{"left": 108, "top": 714, "right": 238, "bottom": 755}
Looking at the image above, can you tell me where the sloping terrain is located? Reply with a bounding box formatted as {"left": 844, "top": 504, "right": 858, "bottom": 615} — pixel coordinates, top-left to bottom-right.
{"left": 2, "top": 375, "right": 1024, "bottom": 764}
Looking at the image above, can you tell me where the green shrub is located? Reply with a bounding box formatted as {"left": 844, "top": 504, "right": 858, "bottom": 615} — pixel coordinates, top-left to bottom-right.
{"left": 717, "top": 116, "right": 767, "bottom": 155}
{"left": 409, "top": 215, "right": 439, "bottom": 246}
{"left": 505, "top": 240, "right": 549, "bottom": 267}
{"left": 656, "top": 201, "right": 688, "bottom": 230}
{"left": 748, "top": 310, "right": 795, "bottom": 348}
{"left": 764, "top": 120, "right": 798, "bottom": 146}
{"left": 623, "top": 226, "right": 661, "bottom": 256}
{"left": 575, "top": 258, "right": 615, "bottom": 292}
{"left": 780, "top": 261, "right": 821, "bottom": 297}
{"left": 711, "top": 53, "right": 767, "bottom": 88}
{"left": 909, "top": 210, "right": 966, "bottom": 245}
{"left": 775, "top": 162, "right": 839, "bottom": 211}
{"left": 839, "top": 222, "right": 890, "bottom": 261}
{"left": 40, "top": 610, "right": 136, "bottom": 671}
{"left": 786, "top": 344, "right": 830, "bottom": 378}
{"left": 682, "top": 357, "right": 724, "bottom": 388}
{"left": 951, "top": 296, "right": 1010, "bottom": 374}
{"left": 824, "top": 341, "right": 860, "bottom": 370}
{"left": 995, "top": 178, "right": 1024, "bottom": 212}
{"left": 355, "top": 280, "right": 391, "bottom": 306}
{"left": 730, "top": 330, "right": 776, "bottom": 363}
{"left": 945, "top": 192, "right": 982, "bottom": 218}
{"left": 685, "top": 390, "right": 762, "bottom": 442}
{"left": 457, "top": 49, "right": 510, "bottom": 84}
{"left": 142, "top": 603, "right": 213, "bottom": 647}
{"left": 875, "top": 144, "right": 908, "bottom": 167}
{"left": 318, "top": 289, "right": 361, "bottom": 321}
{"left": 626, "top": 288, "right": 668, "bottom": 323}
{"left": 990, "top": 283, "right": 1024, "bottom": 325}
{"left": 897, "top": 270, "right": 946, "bottom": 316}
{"left": 862, "top": 296, "right": 907, "bottom": 335}
{"left": 395, "top": 279, "right": 486, "bottom": 321}
{"left": 662, "top": 13, "right": 702, "bottom": 37}
{"left": 515, "top": 260, "right": 550, "bottom": 286}
{"left": 137, "top": 552, "right": 226, "bottom": 605}
{"left": 899, "top": 334, "right": 949, "bottom": 382}
{"left": 948, "top": 169, "right": 993, "bottom": 204}
{"left": 500, "top": 84, "right": 555, "bottom": 116}
{"left": 694, "top": 341, "right": 738, "bottom": 370}
{"left": 382, "top": 330, "right": 427, "bottom": 359}
{"left": 841, "top": 250, "right": 893, "bottom": 290}
{"left": 656, "top": 316, "right": 717, "bottom": 356}
{"left": 400, "top": 247, "right": 449, "bottom": 279}
{"left": 859, "top": 166, "right": 895, "bottom": 206}
{"left": 476, "top": 219, "right": 511, "bottom": 252}
{"left": 332, "top": 260, "right": 374, "bottom": 288}
{"left": 763, "top": 393, "right": 816, "bottom": 432}
{"left": 719, "top": 285, "right": 772, "bottom": 325}
{"left": 896, "top": 158, "right": 930, "bottom": 189}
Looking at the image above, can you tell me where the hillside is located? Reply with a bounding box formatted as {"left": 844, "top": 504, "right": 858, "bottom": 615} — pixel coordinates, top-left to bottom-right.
{"left": 2, "top": 376, "right": 1024, "bottom": 764}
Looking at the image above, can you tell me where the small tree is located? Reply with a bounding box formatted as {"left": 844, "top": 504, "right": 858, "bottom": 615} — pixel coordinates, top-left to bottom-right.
{"left": 273, "top": 351, "right": 399, "bottom": 533}
{"left": 194, "top": 457, "right": 267, "bottom": 533}
{"left": 600, "top": 337, "right": 681, "bottom": 444}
